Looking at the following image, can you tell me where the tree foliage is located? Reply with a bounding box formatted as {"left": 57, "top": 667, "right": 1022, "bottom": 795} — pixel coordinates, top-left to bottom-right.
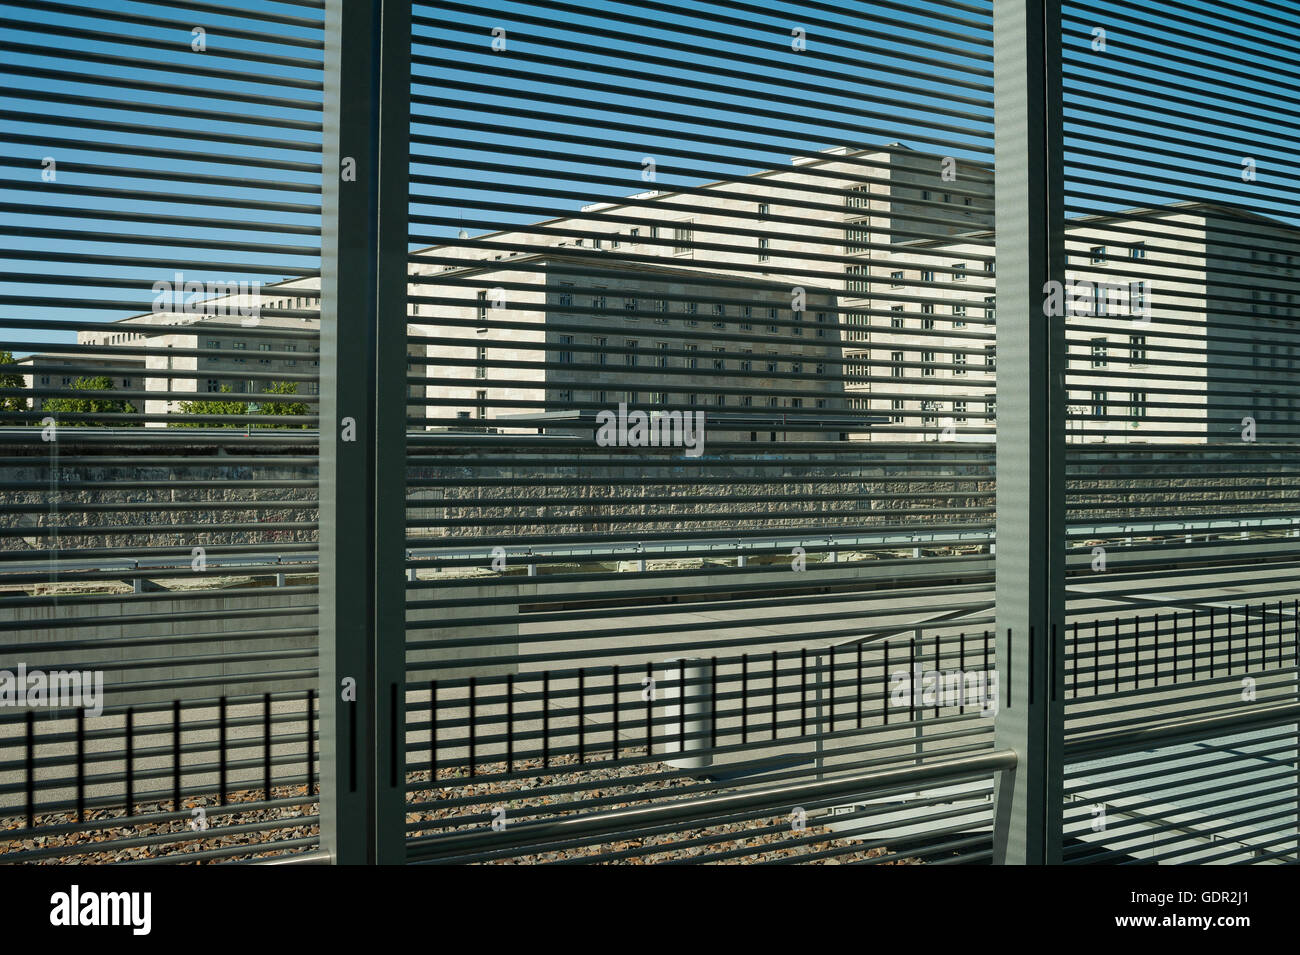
{"left": 42, "top": 375, "right": 138, "bottom": 426}
{"left": 173, "top": 381, "right": 309, "bottom": 428}
{"left": 0, "top": 351, "right": 27, "bottom": 414}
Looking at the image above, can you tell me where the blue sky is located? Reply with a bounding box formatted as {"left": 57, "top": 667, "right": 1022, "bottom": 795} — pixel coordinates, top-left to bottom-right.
{"left": 1, "top": 0, "right": 1296, "bottom": 354}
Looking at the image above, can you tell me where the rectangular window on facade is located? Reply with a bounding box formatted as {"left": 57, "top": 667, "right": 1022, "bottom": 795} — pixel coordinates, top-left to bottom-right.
{"left": 952, "top": 263, "right": 967, "bottom": 281}
{"left": 891, "top": 306, "right": 905, "bottom": 328}
{"left": 1130, "top": 243, "right": 1145, "bottom": 259}
{"left": 1090, "top": 246, "right": 1107, "bottom": 264}
{"left": 758, "top": 237, "right": 769, "bottom": 262}
{"left": 890, "top": 270, "right": 904, "bottom": 288}
{"left": 686, "top": 344, "right": 698, "bottom": 369}
{"left": 846, "top": 264, "right": 869, "bottom": 293}
{"left": 890, "top": 351, "right": 904, "bottom": 378}
{"left": 846, "top": 311, "right": 869, "bottom": 341}
{"left": 712, "top": 303, "right": 726, "bottom": 327}
{"left": 954, "top": 352, "right": 966, "bottom": 374}
{"left": 656, "top": 342, "right": 669, "bottom": 368}
{"left": 673, "top": 221, "right": 694, "bottom": 255}
{"left": 1129, "top": 334, "right": 1147, "bottom": 365}
{"left": 1090, "top": 337, "right": 1108, "bottom": 367}
{"left": 846, "top": 184, "right": 870, "bottom": 210}
{"left": 1130, "top": 280, "right": 1148, "bottom": 314}
{"left": 985, "top": 344, "right": 996, "bottom": 369}
{"left": 891, "top": 398, "right": 904, "bottom": 423}
{"left": 1091, "top": 390, "right": 1106, "bottom": 417}
{"left": 741, "top": 350, "right": 753, "bottom": 372}
{"left": 1130, "top": 391, "right": 1147, "bottom": 418}
{"left": 476, "top": 344, "right": 488, "bottom": 377}
{"left": 713, "top": 348, "right": 725, "bottom": 370}
{"left": 596, "top": 336, "right": 608, "bottom": 365}
{"left": 593, "top": 294, "right": 607, "bottom": 310}
{"left": 984, "top": 295, "right": 995, "bottom": 320}
{"left": 922, "top": 269, "right": 934, "bottom": 282}
{"left": 476, "top": 390, "right": 487, "bottom": 419}
{"left": 922, "top": 351, "right": 936, "bottom": 376}
{"left": 740, "top": 305, "right": 753, "bottom": 329}
{"left": 625, "top": 340, "right": 638, "bottom": 366}
{"left": 624, "top": 297, "right": 637, "bottom": 315}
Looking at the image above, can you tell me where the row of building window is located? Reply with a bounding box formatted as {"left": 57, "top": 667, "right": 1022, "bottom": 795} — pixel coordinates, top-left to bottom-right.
{"left": 870, "top": 345, "right": 997, "bottom": 378}
{"left": 538, "top": 337, "right": 830, "bottom": 375}
{"left": 1084, "top": 391, "right": 1148, "bottom": 417}
{"left": 549, "top": 290, "right": 830, "bottom": 335}
{"left": 203, "top": 340, "right": 319, "bottom": 367}
{"left": 1088, "top": 335, "right": 1147, "bottom": 366}
{"left": 846, "top": 395, "right": 993, "bottom": 425}
{"left": 543, "top": 391, "right": 830, "bottom": 410}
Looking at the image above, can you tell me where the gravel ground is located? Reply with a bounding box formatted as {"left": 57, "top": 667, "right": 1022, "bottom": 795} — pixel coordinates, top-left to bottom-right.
{"left": 3, "top": 751, "right": 927, "bottom": 864}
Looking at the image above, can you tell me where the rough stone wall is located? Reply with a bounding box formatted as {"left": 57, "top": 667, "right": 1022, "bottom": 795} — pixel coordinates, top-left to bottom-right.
{"left": 4, "top": 444, "right": 1294, "bottom": 550}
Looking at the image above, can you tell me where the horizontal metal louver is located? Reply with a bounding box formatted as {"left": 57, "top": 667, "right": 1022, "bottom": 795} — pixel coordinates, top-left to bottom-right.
{"left": 0, "top": 0, "right": 325, "bottom": 863}
{"left": 1058, "top": 0, "right": 1300, "bottom": 864}
{"left": 402, "top": 0, "right": 1003, "bottom": 864}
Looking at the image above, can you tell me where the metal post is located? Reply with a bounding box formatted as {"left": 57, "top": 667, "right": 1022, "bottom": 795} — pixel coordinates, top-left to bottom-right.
{"left": 663, "top": 659, "right": 714, "bottom": 769}
{"left": 992, "top": 0, "right": 1066, "bottom": 865}
{"left": 320, "top": 0, "right": 410, "bottom": 864}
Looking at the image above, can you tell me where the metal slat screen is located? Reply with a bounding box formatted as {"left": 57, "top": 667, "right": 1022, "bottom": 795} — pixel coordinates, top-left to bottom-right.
{"left": 0, "top": 0, "right": 324, "bottom": 863}
{"left": 1059, "top": 1, "right": 1300, "bottom": 863}
{"left": 403, "top": 0, "right": 1001, "bottom": 864}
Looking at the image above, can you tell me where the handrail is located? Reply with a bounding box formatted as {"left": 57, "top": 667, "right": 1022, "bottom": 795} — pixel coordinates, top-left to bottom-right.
{"left": 1065, "top": 701, "right": 1300, "bottom": 760}
{"left": 406, "top": 749, "right": 1016, "bottom": 860}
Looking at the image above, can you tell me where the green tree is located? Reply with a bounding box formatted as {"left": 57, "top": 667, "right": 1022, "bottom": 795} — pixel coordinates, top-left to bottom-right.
{"left": 173, "top": 385, "right": 249, "bottom": 427}
{"left": 0, "top": 351, "right": 27, "bottom": 414}
{"left": 42, "top": 375, "right": 138, "bottom": 426}
{"left": 254, "top": 380, "right": 309, "bottom": 426}
{"left": 173, "top": 382, "right": 309, "bottom": 428}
